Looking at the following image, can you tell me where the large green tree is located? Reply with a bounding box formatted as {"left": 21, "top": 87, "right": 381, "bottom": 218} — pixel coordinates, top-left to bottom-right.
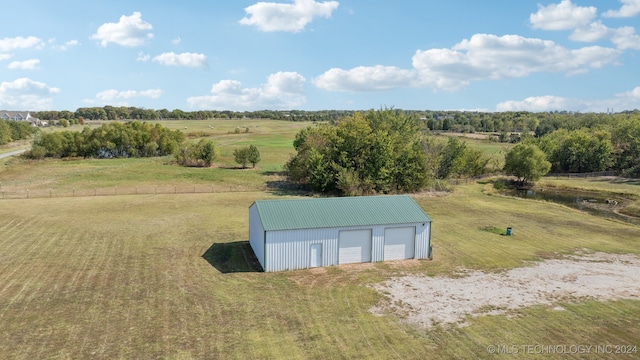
{"left": 541, "top": 129, "right": 613, "bottom": 173}
{"left": 286, "top": 109, "right": 428, "bottom": 195}
{"left": 503, "top": 143, "right": 551, "bottom": 185}
{"left": 611, "top": 118, "right": 640, "bottom": 177}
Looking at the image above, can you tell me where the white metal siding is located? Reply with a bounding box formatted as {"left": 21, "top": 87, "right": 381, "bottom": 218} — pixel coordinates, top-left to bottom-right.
{"left": 258, "top": 222, "right": 431, "bottom": 272}
{"left": 384, "top": 226, "right": 416, "bottom": 260}
{"left": 264, "top": 228, "right": 339, "bottom": 272}
{"left": 414, "top": 222, "right": 431, "bottom": 259}
{"left": 338, "top": 229, "right": 372, "bottom": 264}
{"left": 310, "top": 243, "right": 322, "bottom": 268}
{"left": 248, "top": 204, "right": 266, "bottom": 270}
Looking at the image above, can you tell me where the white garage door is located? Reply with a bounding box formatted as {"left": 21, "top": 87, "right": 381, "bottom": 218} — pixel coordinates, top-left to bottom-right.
{"left": 384, "top": 227, "right": 415, "bottom": 260}
{"left": 339, "top": 229, "right": 372, "bottom": 264}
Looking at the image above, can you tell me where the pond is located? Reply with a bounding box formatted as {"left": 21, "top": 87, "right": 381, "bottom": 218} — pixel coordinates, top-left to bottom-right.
{"left": 503, "top": 188, "right": 640, "bottom": 226}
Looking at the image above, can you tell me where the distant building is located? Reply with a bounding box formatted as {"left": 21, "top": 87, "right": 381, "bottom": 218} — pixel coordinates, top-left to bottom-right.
{"left": 0, "top": 111, "right": 43, "bottom": 126}
{"left": 249, "top": 195, "right": 433, "bottom": 272}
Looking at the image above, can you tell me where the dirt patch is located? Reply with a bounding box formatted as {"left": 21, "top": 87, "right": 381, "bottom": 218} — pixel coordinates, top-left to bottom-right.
{"left": 371, "top": 251, "right": 640, "bottom": 328}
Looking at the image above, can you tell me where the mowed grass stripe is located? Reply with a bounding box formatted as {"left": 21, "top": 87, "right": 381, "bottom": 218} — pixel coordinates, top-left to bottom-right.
{"left": 0, "top": 214, "right": 62, "bottom": 301}
{"left": 0, "top": 222, "right": 84, "bottom": 356}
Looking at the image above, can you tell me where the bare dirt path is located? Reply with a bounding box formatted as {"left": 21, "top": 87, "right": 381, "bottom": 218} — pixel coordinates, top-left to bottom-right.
{"left": 371, "top": 251, "right": 640, "bottom": 328}
{"left": 0, "top": 149, "right": 28, "bottom": 159}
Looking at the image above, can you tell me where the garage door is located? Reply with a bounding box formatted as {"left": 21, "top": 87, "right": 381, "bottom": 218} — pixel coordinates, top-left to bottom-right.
{"left": 339, "top": 229, "right": 372, "bottom": 264}
{"left": 384, "top": 227, "right": 415, "bottom": 260}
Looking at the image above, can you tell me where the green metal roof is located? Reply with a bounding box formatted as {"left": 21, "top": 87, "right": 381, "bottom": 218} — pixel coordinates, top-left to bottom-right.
{"left": 252, "top": 195, "right": 431, "bottom": 231}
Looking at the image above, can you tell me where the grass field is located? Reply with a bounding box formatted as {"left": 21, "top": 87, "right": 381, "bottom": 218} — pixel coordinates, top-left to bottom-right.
{"left": 0, "top": 120, "right": 311, "bottom": 195}
{"left": 0, "top": 120, "right": 639, "bottom": 359}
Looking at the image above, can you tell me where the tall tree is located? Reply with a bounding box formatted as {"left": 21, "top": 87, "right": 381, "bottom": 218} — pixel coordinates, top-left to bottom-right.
{"left": 436, "top": 137, "right": 467, "bottom": 179}
{"left": 233, "top": 147, "right": 250, "bottom": 168}
{"left": 247, "top": 144, "right": 261, "bottom": 168}
{"left": 503, "top": 143, "right": 551, "bottom": 185}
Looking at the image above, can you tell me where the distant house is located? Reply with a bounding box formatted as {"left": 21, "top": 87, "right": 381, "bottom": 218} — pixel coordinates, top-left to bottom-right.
{"left": 0, "top": 111, "right": 42, "bottom": 126}
{"left": 249, "top": 195, "right": 433, "bottom": 272}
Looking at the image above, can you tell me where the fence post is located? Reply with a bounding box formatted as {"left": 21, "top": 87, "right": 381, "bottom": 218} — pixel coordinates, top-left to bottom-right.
{"left": 174, "top": 185, "right": 177, "bottom": 194}
{"left": 26, "top": 189, "right": 29, "bottom": 199}
{"left": 73, "top": 188, "right": 75, "bottom": 197}
{"left": 50, "top": 189, "right": 52, "bottom": 198}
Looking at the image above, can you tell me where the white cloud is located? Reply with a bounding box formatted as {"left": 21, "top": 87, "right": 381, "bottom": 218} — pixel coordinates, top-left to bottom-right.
{"left": 0, "top": 36, "right": 44, "bottom": 52}
{"left": 187, "top": 71, "right": 306, "bottom": 110}
{"left": 496, "top": 86, "right": 640, "bottom": 112}
{"left": 136, "top": 52, "right": 150, "bottom": 62}
{"left": 95, "top": 88, "right": 163, "bottom": 101}
{"left": 171, "top": 36, "right": 181, "bottom": 45}
{"left": 317, "top": 34, "right": 620, "bottom": 93}
{"left": 52, "top": 39, "right": 80, "bottom": 51}
{"left": 529, "top": 1, "right": 640, "bottom": 50}
{"left": 7, "top": 59, "right": 40, "bottom": 70}
{"left": 239, "top": 0, "right": 339, "bottom": 32}
{"left": 0, "top": 54, "right": 12, "bottom": 61}
{"left": 314, "top": 34, "right": 621, "bottom": 93}
{"left": 313, "top": 65, "right": 418, "bottom": 92}
{"left": 569, "top": 21, "right": 640, "bottom": 50}
{"left": 603, "top": 0, "right": 640, "bottom": 18}
{"left": 91, "top": 12, "right": 153, "bottom": 47}
{"left": 0, "top": 78, "right": 60, "bottom": 110}
{"left": 610, "top": 26, "right": 640, "bottom": 49}
{"left": 152, "top": 52, "right": 207, "bottom": 68}
{"left": 420, "top": 34, "right": 619, "bottom": 88}
{"left": 569, "top": 21, "right": 610, "bottom": 42}
{"left": 530, "top": 0, "right": 597, "bottom": 30}
{"left": 496, "top": 95, "right": 580, "bottom": 112}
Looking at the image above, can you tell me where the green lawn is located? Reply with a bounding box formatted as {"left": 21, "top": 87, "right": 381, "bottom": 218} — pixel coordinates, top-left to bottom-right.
{"left": 1, "top": 183, "right": 638, "bottom": 359}
{"left": 540, "top": 177, "right": 640, "bottom": 197}
{"left": 0, "top": 120, "right": 639, "bottom": 359}
{"left": 0, "top": 119, "right": 312, "bottom": 195}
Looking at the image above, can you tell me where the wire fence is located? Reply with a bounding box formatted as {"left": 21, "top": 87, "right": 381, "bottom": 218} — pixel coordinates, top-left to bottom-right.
{"left": 447, "top": 172, "right": 504, "bottom": 185}
{"left": 0, "top": 170, "right": 624, "bottom": 199}
{"left": 545, "top": 171, "right": 617, "bottom": 178}
{"left": 0, "top": 183, "right": 268, "bottom": 200}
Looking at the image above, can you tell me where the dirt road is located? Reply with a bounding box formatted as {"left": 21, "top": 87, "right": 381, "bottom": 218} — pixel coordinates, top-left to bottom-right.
{"left": 0, "top": 149, "right": 28, "bottom": 159}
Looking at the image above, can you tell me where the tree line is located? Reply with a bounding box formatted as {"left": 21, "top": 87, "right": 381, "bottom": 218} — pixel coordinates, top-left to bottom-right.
{"left": 26, "top": 121, "right": 261, "bottom": 169}
{"left": 33, "top": 107, "right": 355, "bottom": 122}
{"left": 29, "top": 121, "right": 185, "bottom": 159}
{"left": 285, "top": 108, "right": 640, "bottom": 195}
{"left": 514, "top": 118, "right": 640, "bottom": 177}
{"left": 33, "top": 107, "right": 640, "bottom": 132}
{"left": 0, "top": 119, "right": 37, "bottom": 146}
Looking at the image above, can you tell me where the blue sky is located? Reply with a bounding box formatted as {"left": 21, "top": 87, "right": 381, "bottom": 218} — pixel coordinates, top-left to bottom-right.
{"left": 1, "top": 0, "right": 639, "bottom": 112}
